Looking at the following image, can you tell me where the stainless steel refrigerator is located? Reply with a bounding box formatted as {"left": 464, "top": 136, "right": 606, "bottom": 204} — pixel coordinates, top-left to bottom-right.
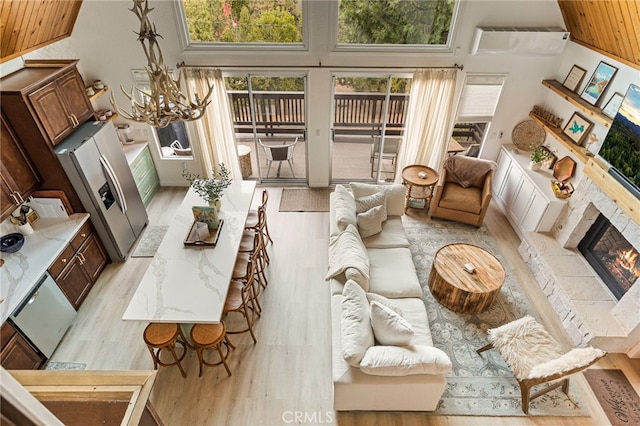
{"left": 55, "top": 121, "right": 148, "bottom": 261}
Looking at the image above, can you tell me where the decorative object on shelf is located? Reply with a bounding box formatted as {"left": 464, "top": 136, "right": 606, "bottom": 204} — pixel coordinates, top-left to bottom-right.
{"left": 183, "top": 163, "right": 232, "bottom": 207}
{"left": 110, "top": 0, "right": 213, "bottom": 128}
{"left": 85, "top": 86, "right": 95, "bottom": 96}
{"left": 562, "top": 64, "right": 587, "bottom": 93}
{"left": 580, "top": 61, "right": 618, "bottom": 106}
{"left": 192, "top": 206, "right": 219, "bottom": 230}
{"left": 529, "top": 145, "right": 555, "bottom": 171}
{"left": 93, "top": 80, "right": 104, "bottom": 90}
{"left": 553, "top": 156, "right": 577, "bottom": 182}
{"left": 531, "top": 105, "right": 563, "bottom": 128}
{"left": 562, "top": 111, "right": 593, "bottom": 145}
{"left": 601, "top": 92, "right": 624, "bottom": 119}
{"left": 511, "top": 120, "right": 546, "bottom": 151}
{"left": 585, "top": 133, "right": 599, "bottom": 156}
{"left": 551, "top": 180, "right": 574, "bottom": 199}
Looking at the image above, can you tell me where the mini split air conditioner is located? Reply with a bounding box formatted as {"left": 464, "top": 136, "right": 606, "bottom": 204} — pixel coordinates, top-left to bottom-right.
{"left": 470, "top": 27, "right": 570, "bottom": 56}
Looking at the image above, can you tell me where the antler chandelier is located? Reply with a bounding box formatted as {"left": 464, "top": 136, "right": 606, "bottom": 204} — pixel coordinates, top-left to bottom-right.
{"left": 111, "top": 0, "right": 213, "bottom": 128}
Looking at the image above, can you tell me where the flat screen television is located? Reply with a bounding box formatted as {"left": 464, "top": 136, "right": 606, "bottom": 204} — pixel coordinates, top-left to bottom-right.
{"left": 598, "top": 84, "right": 640, "bottom": 200}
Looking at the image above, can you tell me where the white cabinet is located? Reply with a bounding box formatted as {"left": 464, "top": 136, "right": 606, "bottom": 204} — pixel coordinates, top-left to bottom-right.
{"left": 492, "top": 145, "right": 566, "bottom": 235}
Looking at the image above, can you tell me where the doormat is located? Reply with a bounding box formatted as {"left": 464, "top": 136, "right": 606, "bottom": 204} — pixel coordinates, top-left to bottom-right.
{"left": 131, "top": 225, "right": 169, "bottom": 257}
{"left": 279, "top": 188, "right": 332, "bottom": 212}
{"left": 404, "top": 217, "right": 588, "bottom": 416}
{"left": 584, "top": 369, "right": 640, "bottom": 425}
{"left": 45, "top": 361, "right": 86, "bottom": 370}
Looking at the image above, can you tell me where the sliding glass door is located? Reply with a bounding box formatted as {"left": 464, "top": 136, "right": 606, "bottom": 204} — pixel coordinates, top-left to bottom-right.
{"left": 225, "top": 73, "right": 307, "bottom": 182}
{"left": 331, "top": 73, "right": 411, "bottom": 183}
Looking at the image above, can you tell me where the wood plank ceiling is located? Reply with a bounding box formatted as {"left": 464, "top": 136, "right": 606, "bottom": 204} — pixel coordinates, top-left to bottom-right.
{"left": 0, "top": 1, "right": 638, "bottom": 69}
{"left": 0, "top": 0, "right": 83, "bottom": 63}
{"left": 558, "top": 0, "right": 640, "bottom": 69}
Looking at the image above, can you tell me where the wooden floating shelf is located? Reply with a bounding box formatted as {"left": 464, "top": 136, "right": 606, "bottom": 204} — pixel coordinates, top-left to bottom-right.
{"left": 541, "top": 80, "right": 613, "bottom": 128}
{"left": 89, "top": 86, "right": 109, "bottom": 102}
{"left": 529, "top": 112, "right": 592, "bottom": 163}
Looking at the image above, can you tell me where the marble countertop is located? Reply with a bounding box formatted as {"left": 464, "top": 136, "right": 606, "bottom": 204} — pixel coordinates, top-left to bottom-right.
{"left": 122, "top": 142, "right": 148, "bottom": 165}
{"left": 122, "top": 180, "right": 257, "bottom": 323}
{"left": 0, "top": 214, "right": 90, "bottom": 322}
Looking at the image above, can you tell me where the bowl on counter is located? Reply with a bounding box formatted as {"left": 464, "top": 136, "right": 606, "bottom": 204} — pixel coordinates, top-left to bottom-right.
{"left": 0, "top": 233, "right": 25, "bottom": 253}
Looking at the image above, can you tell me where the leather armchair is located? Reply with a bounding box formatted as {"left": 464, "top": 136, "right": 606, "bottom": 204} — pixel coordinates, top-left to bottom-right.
{"left": 430, "top": 156, "right": 496, "bottom": 227}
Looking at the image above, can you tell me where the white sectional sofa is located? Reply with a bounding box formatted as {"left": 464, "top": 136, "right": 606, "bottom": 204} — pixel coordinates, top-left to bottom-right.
{"left": 327, "top": 183, "right": 452, "bottom": 411}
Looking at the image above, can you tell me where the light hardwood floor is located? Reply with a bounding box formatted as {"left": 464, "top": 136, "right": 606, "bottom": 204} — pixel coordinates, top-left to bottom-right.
{"left": 50, "top": 186, "right": 640, "bottom": 425}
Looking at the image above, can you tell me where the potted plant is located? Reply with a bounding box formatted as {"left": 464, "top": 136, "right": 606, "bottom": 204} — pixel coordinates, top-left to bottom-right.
{"left": 529, "top": 146, "right": 553, "bottom": 171}
{"left": 182, "top": 163, "right": 232, "bottom": 208}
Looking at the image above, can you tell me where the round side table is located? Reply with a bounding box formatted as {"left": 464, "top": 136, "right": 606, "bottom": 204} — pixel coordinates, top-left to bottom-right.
{"left": 401, "top": 164, "right": 439, "bottom": 213}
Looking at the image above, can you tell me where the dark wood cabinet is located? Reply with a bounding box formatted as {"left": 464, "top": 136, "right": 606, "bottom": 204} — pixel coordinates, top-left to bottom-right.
{"left": 28, "top": 69, "right": 93, "bottom": 145}
{"left": 0, "top": 115, "right": 40, "bottom": 221}
{"left": 0, "top": 322, "right": 45, "bottom": 370}
{"left": 49, "top": 222, "right": 108, "bottom": 310}
{"left": 0, "top": 60, "right": 94, "bottom": 214}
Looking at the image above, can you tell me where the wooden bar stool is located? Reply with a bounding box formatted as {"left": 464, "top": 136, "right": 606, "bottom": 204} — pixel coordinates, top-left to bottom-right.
{"left": 190, "top": 322, "right": 235, "bottom": 377}
{"left": 143, "top": 323, "right": 188, "bottom": 378}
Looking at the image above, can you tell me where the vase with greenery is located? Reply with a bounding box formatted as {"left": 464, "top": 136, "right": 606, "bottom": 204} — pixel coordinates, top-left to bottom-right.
{"left": 183, "top": 163, "right": 232, "bottom": 208}
{"left": 529, "top": 146, "right": 553, "bottom": 170}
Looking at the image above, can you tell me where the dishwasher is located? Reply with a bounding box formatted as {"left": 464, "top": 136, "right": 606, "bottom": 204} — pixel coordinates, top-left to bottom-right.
{"left": 10, "top": 272, "right": 77, "bottom": 358}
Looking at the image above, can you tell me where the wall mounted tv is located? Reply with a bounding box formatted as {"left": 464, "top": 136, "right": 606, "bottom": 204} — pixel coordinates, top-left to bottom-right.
{"left": 598, "top": 84, "right": 640, "bottom": 200}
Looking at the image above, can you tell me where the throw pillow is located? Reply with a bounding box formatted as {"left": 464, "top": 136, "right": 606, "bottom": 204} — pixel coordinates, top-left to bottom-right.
{"left": 366, "top": 293, "right": 402, "bottom": 316}
{"left": 356, "top": 205, "right": 385, "bottom": 238}
{"left": 350, "top": 182, "right": 406, "bottom": 216}
{"left": 369, "top": 301, "right": 414, "bottom": 345}
{"left": 355, "top": 191, "right": 387, "bottom": 221}
{"left": 359, "top": 345, "right": 452, "bottom": 376}
{"left": 325, "top": 224, "right": 370, "bottom": 290}
{"left": 333, "top": 184, "right": 357, "bottom": 231}
{"left": 341, "top": 280, "right": 375, "bottom": 367}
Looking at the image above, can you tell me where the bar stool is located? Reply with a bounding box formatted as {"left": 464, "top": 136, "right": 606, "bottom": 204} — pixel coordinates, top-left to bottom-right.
{"left": 190, "top": 322, "right": 235, "bottom": 377}
{"left": 143, "top": 323, "right": 188, "bottom": 378}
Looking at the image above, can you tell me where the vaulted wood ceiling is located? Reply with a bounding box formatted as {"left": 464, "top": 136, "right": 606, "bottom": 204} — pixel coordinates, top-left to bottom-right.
{"left": 0, "top": 0, "right": 82, "bottom": 63}
{"left": 0, "top": 1, "right": 638, "bottom": 69}
{"left": 558, "top": 0, "right": 640, "bottom": 69}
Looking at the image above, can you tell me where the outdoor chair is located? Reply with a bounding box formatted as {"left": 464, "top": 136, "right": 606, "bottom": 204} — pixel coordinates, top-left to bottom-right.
{"left": 259, "top": 137, "right": 298, "bottom": 178}
{"left": 476, "top": 315, "right": 606, "bottom": 414}
{"left": 370, "top": 136, "right": 400, "bottom": 179}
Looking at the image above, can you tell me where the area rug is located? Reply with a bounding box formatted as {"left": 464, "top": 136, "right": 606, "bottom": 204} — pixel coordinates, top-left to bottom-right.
{"left": 279, "top": 188, "right": 332, "bottom": 212}
{"left": 584, "top": 369, "right": 640, "bottom": 425}
{"left": 131, "top": 225, "right": 169, "bottom": 258}
{"left": 403, "top": 218, "right": 588, "bottom": 416}
{"left": 45, "top": 361, "right": 86, "bottom": 370}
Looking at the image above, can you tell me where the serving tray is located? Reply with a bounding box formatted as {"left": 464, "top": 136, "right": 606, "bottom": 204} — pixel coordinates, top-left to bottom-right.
{"left": 183, "top": 219, "right": 224, "bottom": 247}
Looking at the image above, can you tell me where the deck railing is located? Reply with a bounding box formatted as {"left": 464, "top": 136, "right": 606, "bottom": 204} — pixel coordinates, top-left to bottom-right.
{"left": 228, "top": 91, "right": 409, "bottom": 138}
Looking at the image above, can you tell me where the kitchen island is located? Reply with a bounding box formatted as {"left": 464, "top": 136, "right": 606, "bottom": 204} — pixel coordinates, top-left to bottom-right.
{"left": 122, "top": 180, "right": 256, "bottom": 324}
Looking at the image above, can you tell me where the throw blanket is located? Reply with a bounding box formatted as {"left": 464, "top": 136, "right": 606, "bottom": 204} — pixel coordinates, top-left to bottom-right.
{"left": 443, "top": 155, "right": 497, "bottom": 188}
{"left": 325, "top": 224, "right": 370, "bottom": 285}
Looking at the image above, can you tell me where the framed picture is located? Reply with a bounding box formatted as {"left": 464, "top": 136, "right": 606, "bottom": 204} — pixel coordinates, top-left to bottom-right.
{"left": 580, "top": 61, "right": 618, "bottom": 106}
{"left": 601, "top": 92, "right": 624, "bottom": 119}
{"left": 562, "top": 112, "right": 594, "bottom": 146}
{"left": 562, "top": 65, "right": 587, "bottom": 92}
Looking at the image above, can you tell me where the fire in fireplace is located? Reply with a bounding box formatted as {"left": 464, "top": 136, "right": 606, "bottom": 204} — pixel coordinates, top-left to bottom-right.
{"left": 578, "top": 214, "right": 640, "bottom": 300}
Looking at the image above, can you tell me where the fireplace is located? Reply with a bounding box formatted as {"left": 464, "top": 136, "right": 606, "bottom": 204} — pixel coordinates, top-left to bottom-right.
{"left": 578, "top": 214, "right": 640, "bottom": 300}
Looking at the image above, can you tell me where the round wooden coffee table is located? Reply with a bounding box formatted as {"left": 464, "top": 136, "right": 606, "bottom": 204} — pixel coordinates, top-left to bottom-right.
{"left": 428, "top": 243, "right": 506, "bottom": 313}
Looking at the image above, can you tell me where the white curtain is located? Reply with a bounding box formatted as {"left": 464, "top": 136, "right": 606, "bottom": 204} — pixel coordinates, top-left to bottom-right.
{"left": 395, "top": 69, "right": 458, "bottom": 182}
{"left": 184, "top": 68, "right": 242, "bottom": 179}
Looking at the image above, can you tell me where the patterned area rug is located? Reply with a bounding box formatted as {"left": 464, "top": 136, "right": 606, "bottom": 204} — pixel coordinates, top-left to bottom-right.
{"left": 131, "top": 225, "right": 169, "bottom": 258}
{"left": 279, "top": 188, "right": 332, "bottom": 212}
{"left": 403, "top": 218, "right": 588, "bottom": 416}
{"left": 45, "top": 361, "right": 86, "bottom": 370}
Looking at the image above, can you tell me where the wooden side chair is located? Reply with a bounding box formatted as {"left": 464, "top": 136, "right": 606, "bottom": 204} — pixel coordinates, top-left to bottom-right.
{"left": 245, "top": 189, "right": 273, "bottom": 246}
{"left": 232, "top": 251, "right": 264, "bottom": 313}
{"left": 224, "top": 272, "right": 260, "bottom": 344}
{"left": 190, "top": 322, "right": 235, "bottom": 377}
{"left": 476, "top": 315, "right": 606, "bottom": 414}
{"left": 143, "top": 323, "right": 188, "bottom": 378}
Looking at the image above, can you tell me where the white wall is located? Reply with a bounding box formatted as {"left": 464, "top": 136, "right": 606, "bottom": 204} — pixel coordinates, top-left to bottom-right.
{"left": 7, "top": 0, "right": 638, "bottom": 187}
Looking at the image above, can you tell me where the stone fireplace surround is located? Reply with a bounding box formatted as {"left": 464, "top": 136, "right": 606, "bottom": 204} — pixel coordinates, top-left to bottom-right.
{"left": 518, "top": 176, "right": 640, "bottom": 357}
